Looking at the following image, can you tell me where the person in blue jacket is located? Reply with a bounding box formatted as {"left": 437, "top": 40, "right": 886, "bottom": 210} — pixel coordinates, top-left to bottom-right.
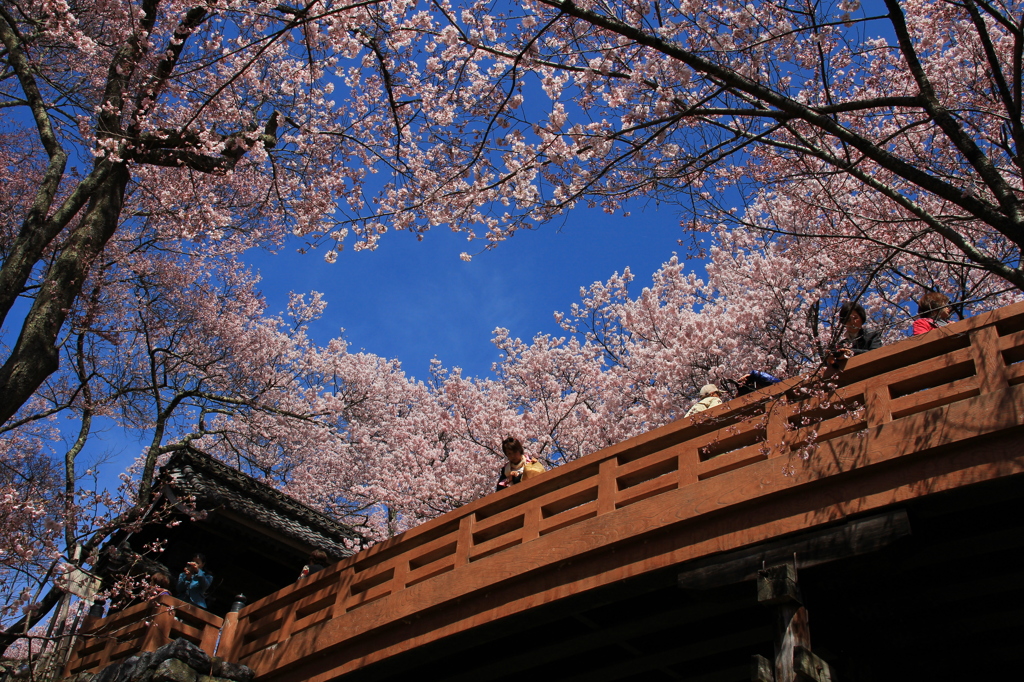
{"left": 176, "top": 552, "right": 213, "bottom": 609}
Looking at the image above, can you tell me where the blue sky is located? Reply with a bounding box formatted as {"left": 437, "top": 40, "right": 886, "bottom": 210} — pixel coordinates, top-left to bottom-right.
{"left": 73, "top": 203, "right": 696, "bottom": 490}
{"left": 249, "top": 204, "right": 699, "bottom": 380}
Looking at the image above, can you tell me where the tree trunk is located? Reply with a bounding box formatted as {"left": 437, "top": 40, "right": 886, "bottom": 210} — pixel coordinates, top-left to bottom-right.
{"left": 0, "top": 163, "right": 129, "bottom": 425}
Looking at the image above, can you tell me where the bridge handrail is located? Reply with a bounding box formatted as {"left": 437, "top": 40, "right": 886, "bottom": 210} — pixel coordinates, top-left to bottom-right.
{"left": 216, "top": 300, "right": 1024, "bottom": 665}
{"left": 65, "top": 301, "right": 1024, "bottom": 676}
{"left": 63, "top": 595, "right": 223, "bottom": 677}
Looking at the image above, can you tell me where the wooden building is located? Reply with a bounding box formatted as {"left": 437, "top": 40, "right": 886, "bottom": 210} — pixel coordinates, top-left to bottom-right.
{"left": 96, "top": 447, "right": 362, "bottom": 616}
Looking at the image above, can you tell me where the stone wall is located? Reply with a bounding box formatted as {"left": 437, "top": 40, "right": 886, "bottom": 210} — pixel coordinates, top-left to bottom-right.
{"left": 65, "top": 639, "right": 253, "bottom": 682}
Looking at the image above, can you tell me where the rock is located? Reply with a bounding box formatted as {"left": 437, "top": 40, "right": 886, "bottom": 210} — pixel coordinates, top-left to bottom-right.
{"left": 67, "top": 673, "right": 96, "bottom": 682}
{"left": 61, "top": 636, "right": 252, "bottom": 682}
{"left": 151, "top": 659, "right": 198, "bottom": 682}
{"left": 149, "top": 639, "right": 211, "bottom": 674}
{"left": 209, "top": 659, "right": 254, "bottom": 682}
{"left": 134, "top": 667, "right": 156, "bottom": 682}
{"left": 92, "top": 662, "right": 123, "bottom": 682}
{"left": 114, "top": 652, "right": 153, "bottom": 682}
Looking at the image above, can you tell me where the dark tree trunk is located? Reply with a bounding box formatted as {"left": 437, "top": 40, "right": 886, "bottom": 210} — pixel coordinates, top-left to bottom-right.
{"left": 0, "top": 163, "right": 129, "bottom": 425}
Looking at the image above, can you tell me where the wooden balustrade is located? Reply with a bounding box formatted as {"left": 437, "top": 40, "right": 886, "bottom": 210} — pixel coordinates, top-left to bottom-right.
{"left": 63, "top": 595, "right": 223, "bottom": 677}
{"left": 65, "top": 301, "right": 1024, "bottom": 680}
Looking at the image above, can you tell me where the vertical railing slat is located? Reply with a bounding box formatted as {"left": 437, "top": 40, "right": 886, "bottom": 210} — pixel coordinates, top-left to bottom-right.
{"left": 138, "top": 598, "right": 174, "bottom": 654}
{"left": 971, "top": 325, "right": 1010, "bottom": 394}
{"left": 865, "top": 381, "right": 892, "bottom": 428}
{"left": 522, "top": 501, "right": 541, "bottom": 543}
{"left": 453, "top": 514, "right": 475, "bottom": 568}
{"left": 677, "top": 444, "right": 700, "bottom": 486}
{"left": 597, "top": 458, "right": 617, "bottom": 515}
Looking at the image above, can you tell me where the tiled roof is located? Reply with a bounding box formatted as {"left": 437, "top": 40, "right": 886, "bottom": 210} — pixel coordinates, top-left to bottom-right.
{"left": 159, "top": 447, "right": 361, "bottom": 559}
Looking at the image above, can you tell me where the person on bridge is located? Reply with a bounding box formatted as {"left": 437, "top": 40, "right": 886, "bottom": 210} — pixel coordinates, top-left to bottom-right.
{"left": 685, "top": 384, "right": 723, "bottom": 418}
{"left": 149, "top": 571, "right": 172, "bottom": 599}
{"left": 176, "top": 552, "right": 213, "bottom": 609}
{"left": 913, "top": 291, "right": 952, "bottom": 335}
{"left": 828, "top": 301, "right": 881, "bottom": 364}
{"left": 731, "top": 371, "right": 782, "bottom": 396}
{"left": 497, "top": 437, "right": 545, "bottom": 490}
{"left": 300, "top": 549, "right": 329, "bottom": 579}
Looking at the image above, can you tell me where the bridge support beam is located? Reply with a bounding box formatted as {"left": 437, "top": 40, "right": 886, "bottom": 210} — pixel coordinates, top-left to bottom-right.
{"left": 756, "top": 562, "right": 833, "bottom": 682}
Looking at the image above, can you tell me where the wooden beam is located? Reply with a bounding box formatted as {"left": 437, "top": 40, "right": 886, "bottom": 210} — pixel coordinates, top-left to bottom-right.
{"left": 757, "top": 563, "right": 801, "bottom": 607}
{"left": 555, "top": 626, "right": 773, "bottom": 682}
{"left": 440, "top": 594, "right": 755, "bottom": 682}
{"left": 752, "top": 654, "right": 775, "bottom": 682}
{"left": 794, "top": 647, "right": 833, "bottom": 682}
{"left": 678, "top": 510, "right": 911, "bottom": 591}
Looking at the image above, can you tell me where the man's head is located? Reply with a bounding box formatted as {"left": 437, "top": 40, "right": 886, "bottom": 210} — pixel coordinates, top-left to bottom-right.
{"left": 699, "top": 384, "right": 720, "bottom": 399}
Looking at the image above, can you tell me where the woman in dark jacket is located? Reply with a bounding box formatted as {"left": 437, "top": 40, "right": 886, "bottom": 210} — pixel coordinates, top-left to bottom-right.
{"left": 300, "top": 549, "right": 329, "bottom": 579}
{"left": 830, "top": 301, "right": 881, "bottom": 362}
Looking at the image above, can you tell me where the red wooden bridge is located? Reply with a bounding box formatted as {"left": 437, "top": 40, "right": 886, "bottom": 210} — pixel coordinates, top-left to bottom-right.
{"left": 65, "top": 302, "right": 1024, "bottom": 681}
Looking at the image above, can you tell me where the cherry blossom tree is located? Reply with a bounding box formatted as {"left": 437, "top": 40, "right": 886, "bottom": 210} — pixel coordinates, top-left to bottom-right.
{"left": 5, "top": 0, "right": 1024, "bottom": 656}
{"left": 0, "top": 239, "right": 430, "bottom": 651}
{"left": 6, "top": 0, "right": 1024, "bottom": 430}
{"left": 426, "top": 224, "right": 1019, "bottom": 471}
{"left": 420, "top": 0, "right": 1024, "bottom": 285}
{"left": 0, "top": 0, "right": 444, "bottom": 425}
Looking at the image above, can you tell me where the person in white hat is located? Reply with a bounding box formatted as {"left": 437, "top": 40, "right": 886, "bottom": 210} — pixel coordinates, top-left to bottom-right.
{"left": 685, "top": 384, "right": 723, "bottom": 418}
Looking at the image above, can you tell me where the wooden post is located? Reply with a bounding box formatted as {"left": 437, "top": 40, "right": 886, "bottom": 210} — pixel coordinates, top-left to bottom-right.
{"left": 139, "top": 597, "right": 174, "bottom": 653}
{"left": 752, "top": 654, "right": 775, "bottom": 682}
{"left": 216, "top": 610, "right": 241, "bottom": 661}
{"left": 215, "top": 595, "right": 247, "bottom": 661}
{"left": 793, "top": 647, "right": 833, "bottom": 682}
{"left": 597, "top": 458, "right": 618, "bottom": 515}
{"left": 522, "top": 502, "right": 541, "bottom": 543}
{"left": 276, "top": 593, "right": 299, "bottom": 638}
{"left": 677, "top": 442, "right": 700, "bottom": 486}
{"left": 766, "top": 402, "right": 789, "bottom": 458}
{"left": 391, "top": 557, "right": 409, "bottom": 592}
{"left": 970, "top": 325, "right": 1010, "bottom": 394}
{"left": 199, "top": 616, "right": 222, "bottom": 656}
{"left": 329, "top": 566, "right": 356, "bottom": 617}
{"left": 864, "top": 381, "right": 892, "bottom": 428}
{"left": 757, "top": 562, "right": 833, "bottom": 682}
{"left": 454, "top": 514, "right": 475, "bottom": 567}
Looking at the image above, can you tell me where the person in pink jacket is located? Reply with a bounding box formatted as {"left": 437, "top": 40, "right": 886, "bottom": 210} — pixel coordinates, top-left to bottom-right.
{"left": 913, "top": 291, "right": 951, "bottom": 335}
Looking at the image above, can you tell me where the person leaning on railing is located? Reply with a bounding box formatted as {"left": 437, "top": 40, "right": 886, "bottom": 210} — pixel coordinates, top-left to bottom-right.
{"left": 913, "top": 291, "right": 952, "bottom": 335}
{"left": 299, "top": 549, "right": 329, "bottom": 579}
{"left": 828, "top": 301, "right": 882, "bottom": 365}
{"left": 150, "top": 571, "right": 172, "bottom": 599}
{"left": 685, "top": 384, "right": 724, "bottom": 418}
{"left": 176, "top": 552, "right": 213, "bottom": 609}
{"left": 496, "top": 437, "right": 545, "bottom": 491}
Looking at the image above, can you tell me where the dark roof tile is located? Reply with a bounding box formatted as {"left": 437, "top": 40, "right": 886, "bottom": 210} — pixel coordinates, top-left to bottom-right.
{"left": 160, "top": 447, "right": 361, "bottom": 559}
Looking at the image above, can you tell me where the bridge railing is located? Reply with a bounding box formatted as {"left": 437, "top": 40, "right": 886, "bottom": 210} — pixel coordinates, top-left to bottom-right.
{"left": 215, "top": 301, "right": 1024, "bottom": 668}
{"left": 63, "top": 595, "right": 223, "bottom": 677}
{"left": 65, "top": 301, "right": 1024, "bottom": 676}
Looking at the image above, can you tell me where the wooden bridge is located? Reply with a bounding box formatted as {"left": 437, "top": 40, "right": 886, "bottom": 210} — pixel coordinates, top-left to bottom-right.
{"left": 65, "top": 302, "right": 1024, "bottom": 681}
